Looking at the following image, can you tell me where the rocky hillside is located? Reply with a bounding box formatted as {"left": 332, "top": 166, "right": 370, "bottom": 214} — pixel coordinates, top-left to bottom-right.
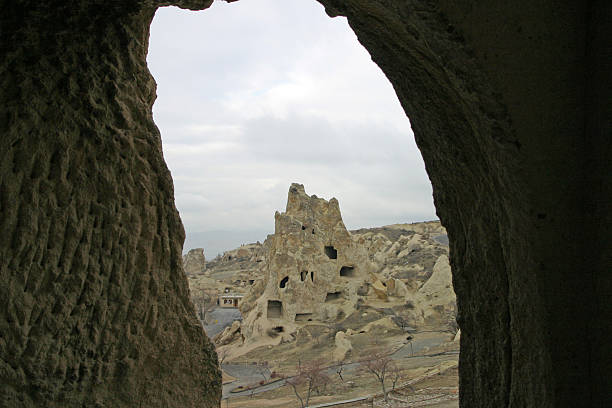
{"left": 186, "top": 184, "right": 457, "bottom": 364}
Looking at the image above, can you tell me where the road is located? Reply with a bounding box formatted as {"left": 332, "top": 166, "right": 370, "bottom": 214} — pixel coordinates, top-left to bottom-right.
{"left": 222, "top": 364, "right": 275, "bottom": 398}
{"left": 204, "top": 307, "right": 242, "bottom": 338}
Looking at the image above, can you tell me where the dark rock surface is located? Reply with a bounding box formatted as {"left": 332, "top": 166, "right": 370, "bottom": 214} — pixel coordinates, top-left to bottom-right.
{"left": 0, "top": 0, "right": 609, "bottom": 407}
{"left": 0, "top": 2, "right": 220, "bottom": 407}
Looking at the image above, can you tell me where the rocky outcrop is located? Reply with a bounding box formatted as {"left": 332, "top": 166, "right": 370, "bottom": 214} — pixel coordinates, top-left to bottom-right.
{"left": 332, "top": 331, "right": 353, "bottom": 362}
{"left": 352, "top": 222, "right": 448, "bottom": 289}
{"left": 186, "top": 242, "right": 265, "bottom": 321}
{"left": 239, "top": 184, "right": 374, "bottom": 343}
{"left": 413, "top": 255, "right": 456, "bottom": 326}
{"left": 216, "top": 186, "right": 456, "bottom": 354}
{"left": 183, "top": 248, "right": 206, "bottom": 276}
{"left": 217, "top": 243, "right": 264, "bottom": 264}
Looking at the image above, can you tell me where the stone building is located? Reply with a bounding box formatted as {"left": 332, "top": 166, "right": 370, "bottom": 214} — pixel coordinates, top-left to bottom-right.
{"left": 219, "top": 293, "right": 243, "bottom": 308}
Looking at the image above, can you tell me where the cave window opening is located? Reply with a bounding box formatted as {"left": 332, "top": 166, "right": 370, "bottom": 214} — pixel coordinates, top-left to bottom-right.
{"left": 267, "top": 300, "right": 282, "bottom": 318}
{"left": 147, "top": 0, "right": 445, "bottom": 395}
{"left": 340, "top": 266, "right": 355, "bottom": 277}
{"left": 295, "top": 313, "right": 313, "bottom": 322}
{"left": 279, "top": 276, "right": 289, "bottom": 288}
{"left": 324, "top": 245, "right": 337, "bottom": 259}
{"left": 325, "top": 291, "right": 342, "bottom": 302}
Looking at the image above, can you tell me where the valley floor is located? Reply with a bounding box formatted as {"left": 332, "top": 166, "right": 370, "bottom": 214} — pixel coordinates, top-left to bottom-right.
{"left": 222, "top": 330, "right": 458, "bottom": 408}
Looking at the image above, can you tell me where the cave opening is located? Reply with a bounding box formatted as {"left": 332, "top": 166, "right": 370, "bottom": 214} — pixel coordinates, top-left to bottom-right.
{"left": 325, "top": 291, "right": 342, "bottom": 302}
{"left": 339, "top": 266, "right": 355, "bottom": 277}
{"left": 146, "top": 0, "right": 446, "bottom": 403}
{"left": 267, "top": 300, "right": 282, "bottom": 319}
{"left": 324, "top": 245, "right": 337, "bottom": 259}
{"left": 295, "top": 313, "right": 313, "bottom": 322}
{"left": 1, "top": 0, "right": 602, "bottom": 405}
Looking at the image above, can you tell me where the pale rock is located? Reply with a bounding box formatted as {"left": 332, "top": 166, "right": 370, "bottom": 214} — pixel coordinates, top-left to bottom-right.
{"left": 215, "top": 321, "right": 243, "bottom": 346}
{"left": 183, "top": 248, "right": 206, "bottom": 275}
{"left": 372, "top": 279, "right": 388, "bottom": 300}
{"left": 238, "top": 184, "right": 374, "bottom": 344}
{"left": 332, "top": 331, "right": 353, "bottom": 362}
{"left": 414, "top": 255, "right": 456, "bottom": 324}
{"left": 454, "top": 329, "right": 461, "bottom": 342}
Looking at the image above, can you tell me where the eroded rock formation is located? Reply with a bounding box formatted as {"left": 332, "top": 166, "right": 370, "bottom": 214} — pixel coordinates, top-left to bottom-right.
{"left": 239, "top": 184, "right": 373, "bottom": 343}
{"left": 183, "top": 248, "right": 206, "bottom": 276}
{"left": 216, "top": 185, "right": 456, "bottom": 357}
{"left": 1, "top": 0, "right": 609, "bottom": 407}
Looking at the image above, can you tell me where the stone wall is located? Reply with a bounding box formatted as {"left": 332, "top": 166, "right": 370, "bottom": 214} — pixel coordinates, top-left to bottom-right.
{"left": 1, "top": 0, "right": 609, "bottom": 407}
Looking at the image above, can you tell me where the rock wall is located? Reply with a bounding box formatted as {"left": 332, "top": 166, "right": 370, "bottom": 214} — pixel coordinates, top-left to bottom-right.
{"left": 1, "top": 0, "right": 609, "bottom": 407}
{"left": 0, "top": 1, "right": 220, "bottom": 407}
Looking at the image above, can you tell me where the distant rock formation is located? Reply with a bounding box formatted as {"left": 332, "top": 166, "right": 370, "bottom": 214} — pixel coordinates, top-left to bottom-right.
{"left": 210, "top": 185, "right": 457, "bottom": 356}
{"left": 351, "top": 223, "right": 456, "bottom": 329}
{"left": 183, "top": 248, "right": 206, "bottom": 276}
{"left": 238, "top": 184, "right": 374, "bottom": 343}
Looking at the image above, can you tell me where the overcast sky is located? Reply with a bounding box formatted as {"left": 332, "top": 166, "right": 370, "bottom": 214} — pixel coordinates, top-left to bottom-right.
{"left": 147, "top": 0, "right": 436, "bottom": 256}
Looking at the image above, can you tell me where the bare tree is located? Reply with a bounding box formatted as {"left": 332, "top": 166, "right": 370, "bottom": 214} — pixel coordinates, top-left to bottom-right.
{"left": 285, "top": 359, "right": 331, "bottom": 408}
{"left": 388, "top": 363, "right": 405, "bottom": 394}
{"left": 359, "top": 348, "right": 399, "bottom": 403}
{"left": 336, "top": 361, "right": 345, "bottom": 382}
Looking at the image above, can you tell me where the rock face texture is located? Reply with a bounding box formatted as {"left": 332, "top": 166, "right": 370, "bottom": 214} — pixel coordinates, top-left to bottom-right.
{"left": 1, "top": 1, "right": 609, "bottom": 408}
{"left": 239, "top": 184, "right": 372, "bottom": 342}
{"left": 183, "top": 248, "right": 206, "bottom": 276}
{"left": 351, "top": 222, "right": 456, "bottom": 329}
{"left": 0, "top": 2, "right": 220, "bottom": 407}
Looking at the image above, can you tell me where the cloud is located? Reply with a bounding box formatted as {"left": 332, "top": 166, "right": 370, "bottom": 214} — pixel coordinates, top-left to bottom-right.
{"left": 148, "top": 0, "right": 436, "bottom": 254}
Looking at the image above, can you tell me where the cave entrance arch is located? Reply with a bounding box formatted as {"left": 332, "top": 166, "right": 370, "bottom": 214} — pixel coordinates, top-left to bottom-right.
{"left": 2, "top": 1, "right": 606, "bottom": 408}
{"left": 148, "top": 0, "right": 455, "bottom": 403}
{"left": 146, "top": 2, "right": 605, "bottom": 407}
{"left": 148, "top": 0, "right": 452, "bottom": 404}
